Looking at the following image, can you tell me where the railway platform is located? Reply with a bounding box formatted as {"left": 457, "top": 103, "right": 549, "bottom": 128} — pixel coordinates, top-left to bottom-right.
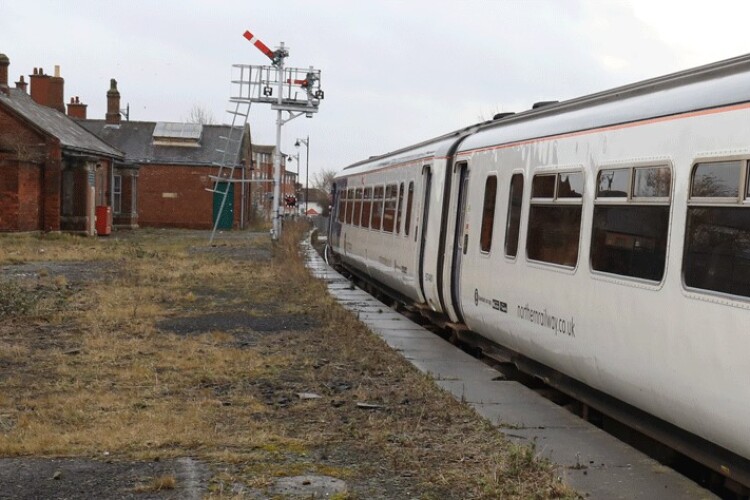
{"left": 304, "top": 241, "right": 715, "bottom": 499}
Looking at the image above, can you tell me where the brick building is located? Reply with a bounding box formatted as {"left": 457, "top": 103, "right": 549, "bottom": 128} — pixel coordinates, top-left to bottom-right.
{"left": 251, "top": 145, "right": 298, "bottom": 217}
{"left": 80, "top": 107, "right": 253, "bottom": 230}
{"left": 0, "top": 54, "right": 132, "bottom": 234}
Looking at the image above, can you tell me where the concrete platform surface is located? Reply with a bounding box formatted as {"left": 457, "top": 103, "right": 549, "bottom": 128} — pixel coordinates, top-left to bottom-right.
{"left": 305, "top": 243, "right": 716, "bottom": 499}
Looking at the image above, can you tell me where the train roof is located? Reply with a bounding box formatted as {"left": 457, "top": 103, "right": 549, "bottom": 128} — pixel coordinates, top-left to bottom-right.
{"left": 461, "top": 52, "right": 750, "bottom": 154}
{"left": 338, "top": 126, "right": 476, "bottom": 177}
{"left": 340, "top": 52, "right": 750, "bottom": 175}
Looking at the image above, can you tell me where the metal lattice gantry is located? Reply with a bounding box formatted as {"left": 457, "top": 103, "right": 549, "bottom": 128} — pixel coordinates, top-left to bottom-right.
{"left": 230, "top": 64, "right": 323, "bottom": 116}
{"left": 209, "top": 30, "right": 324, "bottom": 242}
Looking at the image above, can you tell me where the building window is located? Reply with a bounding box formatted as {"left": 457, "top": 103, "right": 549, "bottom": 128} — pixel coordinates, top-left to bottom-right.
{"left": 113, "top": 175, "right": 122, "bottom": 214}
{"left": 527, "top": 172, "right": 583, "bottom": 267}
{"left": 371, "top": 185, "right": 384, "bottom": 230}
{"left": 361, "top": 187, "right": 373, "bottom": 229}
{"left": 383, "top": 184, "right": 398, "bottom": 233}
{"left": 405, "top": 181, "right": 414, "bottom": 236}
{"left": 479, "top": 176, "right": 497, "bottom": 253}
{"left": 396, "top": 182, "right": 404, "bottom": 234}
{"left": 591, "top": 166, "right": 671, "bottom": 281}
{"left": 504, "top": 173, "right": 523, "bottom": 258}
{"left": 684, "top": 160, "right": 750, "bottom": 298}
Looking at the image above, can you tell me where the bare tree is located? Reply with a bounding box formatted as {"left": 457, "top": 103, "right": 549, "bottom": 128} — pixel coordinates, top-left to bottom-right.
{"left": 312, "top": 168, "right": 337, "bottom": 193}
{"left": 186, "top": 103, "right": 216, "bottom": 125}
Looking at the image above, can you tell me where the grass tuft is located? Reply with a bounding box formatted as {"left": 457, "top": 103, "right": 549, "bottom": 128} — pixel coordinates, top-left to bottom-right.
{"left": 134, "top": 474, "right": 177, "bottom": 492}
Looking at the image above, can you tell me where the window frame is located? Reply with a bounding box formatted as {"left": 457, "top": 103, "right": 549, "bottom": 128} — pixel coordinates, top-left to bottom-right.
{"left": 371, "top": 184, "right": 385, "bottom": 231}
{"left": 479, "top": 174, "right": 498, "bottom": 255}
{"left": 525, "top": 169, "right": 585, "bottom": 269}
{"left": 113, "top": 174, "right": 123, "bottom": 214}
{"left": 361, "top": 186, "right": 373, "bottom": 229}
{"left": 504, "top": 172, "right": 524, "bottom": 260}
{"left": 405, "top": 181, "right": 414, "bottom": 237}
{"left": 396, "top": 182, "right": 404, "bottom": 235}
{"left": 682, "top": 157, "right": 750, "bottom": 301}
{"left": 345, "top": 188, "right": 355, "bottom": 224}
{"left": 382, "top": 183, "right": 398, "bottom": 233}
{"left": 590, "top": 163, "right": 674, "bottom": 285}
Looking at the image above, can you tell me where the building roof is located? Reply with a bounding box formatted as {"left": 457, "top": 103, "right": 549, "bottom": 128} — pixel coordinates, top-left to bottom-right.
{"left": 0, "top": 88, "right": 123, "bottom": 158}
{"left": 79, "top": 120, "right": 246, "bottom": 166}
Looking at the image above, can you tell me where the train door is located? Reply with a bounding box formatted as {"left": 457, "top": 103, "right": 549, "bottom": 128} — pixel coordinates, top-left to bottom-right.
{"left": 329, "top": 182, "right": 342, "bottom": 247}
{"left": 450, "top": 162, "right": 469, "bottom": 323}
{"left": 418, "top": 166, "right": 432, "bottom": 300}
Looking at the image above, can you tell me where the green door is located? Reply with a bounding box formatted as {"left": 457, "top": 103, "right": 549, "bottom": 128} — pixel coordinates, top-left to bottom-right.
{"left": 212, "top": 182, "right": 234, "bottom": 230}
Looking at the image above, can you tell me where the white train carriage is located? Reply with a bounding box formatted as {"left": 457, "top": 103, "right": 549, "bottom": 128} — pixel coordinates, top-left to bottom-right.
{"left": 329, "top": 54, "right": 750, "bottom": 484}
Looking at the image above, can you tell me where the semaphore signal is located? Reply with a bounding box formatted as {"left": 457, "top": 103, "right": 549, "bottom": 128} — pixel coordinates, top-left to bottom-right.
{"left": 209, "top": 29, "right": 324, "bottom": 243}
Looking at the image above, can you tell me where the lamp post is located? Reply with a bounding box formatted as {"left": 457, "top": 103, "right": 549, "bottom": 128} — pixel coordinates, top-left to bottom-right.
{"left": 286, "top": 152, "right": 300, "bottom": 215}
{"left": 295, "top": 136, "right": 309, "bottom": 215}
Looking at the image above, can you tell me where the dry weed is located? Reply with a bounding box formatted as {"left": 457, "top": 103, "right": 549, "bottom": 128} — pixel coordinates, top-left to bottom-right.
{"left": 0, "top": 228, "right": 574, "bottom": 499}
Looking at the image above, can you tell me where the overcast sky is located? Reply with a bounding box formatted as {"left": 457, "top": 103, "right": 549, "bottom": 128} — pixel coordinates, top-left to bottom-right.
{"left": 5, "top": 1, "right": 750, "bottom": 183}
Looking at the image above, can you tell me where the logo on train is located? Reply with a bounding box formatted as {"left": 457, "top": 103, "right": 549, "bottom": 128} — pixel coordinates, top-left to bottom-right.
{"left": 474, "top": 289, "right": 507, "bottom": 313}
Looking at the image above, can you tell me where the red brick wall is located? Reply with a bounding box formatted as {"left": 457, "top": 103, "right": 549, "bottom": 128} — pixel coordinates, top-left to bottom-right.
{"left": 0, "top": 159, "right": 19, "bottom": 230}
{"left": 0, "top": 105, "right": 51, "bottom": 231}
{"left": 43, "top": 140, "right": 62, "bottom": 231}
{"left": 137, "top": 163, "right": 247, "bottom": 229}
{"left": 17, "top": 162, "right": 43, "bottom": 230}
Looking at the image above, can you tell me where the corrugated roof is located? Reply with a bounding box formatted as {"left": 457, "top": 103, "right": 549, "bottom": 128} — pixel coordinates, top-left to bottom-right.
{"left": 79, "top": 120, "right": 245, "bottom": 166}
{"left": 0, "top": 88, "right": 123, "bottom": 158}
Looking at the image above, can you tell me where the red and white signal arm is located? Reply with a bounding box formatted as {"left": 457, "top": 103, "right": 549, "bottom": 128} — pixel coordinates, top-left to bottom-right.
{"left": 243, "top": 30, "right": 275, "bottom": 61}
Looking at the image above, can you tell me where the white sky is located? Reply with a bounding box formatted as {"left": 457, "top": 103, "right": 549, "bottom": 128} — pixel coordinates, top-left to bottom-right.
{"left": 4, "top": 0, "right": 750, "bottom": 183}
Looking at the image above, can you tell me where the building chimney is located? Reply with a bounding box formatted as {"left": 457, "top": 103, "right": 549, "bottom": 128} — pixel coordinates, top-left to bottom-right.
{"left": 106, "top": 78, "right": 121, "bottom": 125}
{"left": 30, "top": 67, "right": 52, "bottom": 107}
{"left": 15, "top": 75, "right": 27, "bottom": 93}
{"left": 48, "top": 64, "right": 65, "bottom": 113}
{"left": 67, "top": 96, "right": 87, "bottom": 119}
{"left": 0, "top": 53, "right": 9, "bottom": 94}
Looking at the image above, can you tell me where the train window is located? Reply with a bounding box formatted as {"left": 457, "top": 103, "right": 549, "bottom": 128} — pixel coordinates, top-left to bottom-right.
{"left": 346, "top": 188, "right": 355, "bottom": 224}
{"left": 633, "top": 166, "right": 671, "bottom": 198}
{"left": 371, "top": 186, "right": 384, "bottom": 230}
{"left": 337, "top": 189, "right": 346, "bottom": 223}
{"left": 691, "top": 161, "right": 742, "bottom": 198}
{"left": 383, "top": 184, "right": 398, "bottom": 233}
{"left": 684, "top": 160, "right": 750, "bottom": 298}
{"left": 557, "top": 172, "right": 583, "bottom": 198}
{"left": 597, "top": 169, "right": 629, "bottom": 198}
{"left": 405, "top": 181, "right": 414, "bottom": 236}
{"left": 532, "top": 174, "right": 555, "bottom": 198}
{"left": 504, "top": 173, "right": 523, "bottom": 257}
{"left": 591, "top": 166, "right": 671, "bottom": 281}
{"left": 361, "top": 187, "right": 372, "bottom": 228}
{"left": 352, "top": 188, "right": 363, "bottom": 227}
{"left": 396, "top": 182, "right": 404, "bottom": 234}
{"left": 527, "top": 171, "right": 583, "bottom": 267}
{"left": 479, "top": 176, "right": 498, "bottom": 253}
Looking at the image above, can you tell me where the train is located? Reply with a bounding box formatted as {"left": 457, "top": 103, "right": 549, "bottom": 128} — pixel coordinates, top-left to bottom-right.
{"left": 327, "top": 54, "right": 750, "bottom": 488}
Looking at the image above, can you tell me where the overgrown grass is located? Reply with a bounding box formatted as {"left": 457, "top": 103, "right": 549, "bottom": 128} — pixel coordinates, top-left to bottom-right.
{"left": 0, "top": 227, "right": 575, "bottom": 499}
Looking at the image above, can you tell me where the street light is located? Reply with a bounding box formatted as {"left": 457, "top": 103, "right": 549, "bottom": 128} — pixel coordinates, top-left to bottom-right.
{"left": 294, "top": 136, "right": 309, "bottom": 215}
{"left": 286, "top": 153, "right": 300, "bottom": 214}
